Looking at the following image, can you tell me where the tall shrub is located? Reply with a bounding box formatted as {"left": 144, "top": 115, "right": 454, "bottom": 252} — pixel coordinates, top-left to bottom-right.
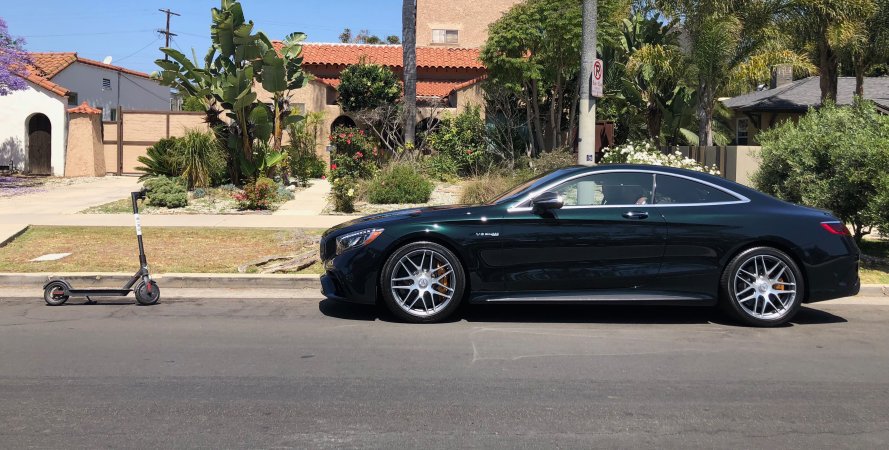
{"left": 753, "top": 101, "right": 889, "bottom": 242}
{"left": 425, "top": 105, "right": 488, "bottom": 175}
{"left": 177, "top": 129, "right": 227, "bottom": 189}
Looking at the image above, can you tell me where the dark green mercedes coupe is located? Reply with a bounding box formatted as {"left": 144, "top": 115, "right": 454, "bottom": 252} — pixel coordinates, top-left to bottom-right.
{"left": 319, "top": 164, "right": 860, "bottom": 326}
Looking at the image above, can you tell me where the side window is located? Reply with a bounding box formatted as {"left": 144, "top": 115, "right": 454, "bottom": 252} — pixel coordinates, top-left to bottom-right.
{"left": 654, "top": 175, "right": 739, "bottom": 204}
{"left": 550, "top": 172, "right": 655, "bottom": 206}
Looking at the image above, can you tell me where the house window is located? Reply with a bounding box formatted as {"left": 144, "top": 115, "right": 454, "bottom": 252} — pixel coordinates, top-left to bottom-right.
{"left": 107, "top": 108, "right": 117, "bottom": 122}
{"left": 102, "top": 78, "right": 112, "bottom": 91}
{"left": 432, "top": 29, "right": 459, "bottom": 45}
{"left": 68, "top": 92, "right": 78, "bottom": 106}
{"left": 736, "top": 118, "right": 749, "bottom": 145}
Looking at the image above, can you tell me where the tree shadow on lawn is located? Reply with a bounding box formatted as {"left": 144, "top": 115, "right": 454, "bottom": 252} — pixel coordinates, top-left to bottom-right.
{"left": 319, "top": 299, "right": 846, "bottom": 327}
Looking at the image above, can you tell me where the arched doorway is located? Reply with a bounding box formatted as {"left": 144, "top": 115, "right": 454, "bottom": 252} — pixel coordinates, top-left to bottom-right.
{"left": 27, "top": 114, "right": 52, "bottom": 175}
{"left": 331, "top": 115, "right": 357, "bottom": 132}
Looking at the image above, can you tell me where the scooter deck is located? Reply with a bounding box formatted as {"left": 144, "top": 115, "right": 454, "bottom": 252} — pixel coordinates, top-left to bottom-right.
{"left": 67, "top": 289, "right": 132, "bottom": 297}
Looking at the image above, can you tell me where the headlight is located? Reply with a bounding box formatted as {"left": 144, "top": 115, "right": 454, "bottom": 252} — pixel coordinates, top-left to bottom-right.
{"left": 336, "top": 228, "right": 384, "bottom": 255}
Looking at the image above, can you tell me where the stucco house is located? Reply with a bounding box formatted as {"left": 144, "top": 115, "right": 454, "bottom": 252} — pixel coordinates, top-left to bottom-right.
{"left": 0, "top": 53, "right": 172, "bottom": 176}
{"left": 262, "top": 42, "right": 487, "bottom": 153}
{"left": 722, "top": 68, "right": 889, "bottom": 145}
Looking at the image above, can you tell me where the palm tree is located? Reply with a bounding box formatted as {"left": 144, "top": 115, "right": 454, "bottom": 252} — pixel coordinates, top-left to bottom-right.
{"left": 840, "top": 0, "right": 889, "bottom": 96}
{"left": 659, "top": 0, "right": 804, "bottom": 145}
{"left": 402, "top": 0, "right": 418, "bottom": 147}
{"left": 780, "top": 0, "right": 876, "bottom": 101}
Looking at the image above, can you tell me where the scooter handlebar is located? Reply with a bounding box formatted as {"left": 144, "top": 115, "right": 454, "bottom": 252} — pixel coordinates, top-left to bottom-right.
{"left": 134, "top": 187, "right": 149, "bottom": 200}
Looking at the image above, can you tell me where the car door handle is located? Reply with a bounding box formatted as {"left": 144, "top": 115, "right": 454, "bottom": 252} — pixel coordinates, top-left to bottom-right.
{"left": 622, "top": 211, "right": 649, "bottom": 220}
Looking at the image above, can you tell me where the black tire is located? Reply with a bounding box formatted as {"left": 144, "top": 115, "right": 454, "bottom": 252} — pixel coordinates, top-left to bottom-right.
{"left": 43, "top": 281, "right": 69, "bottom": 306}
{"left": 380, "top": 241, "right": 466, "bottom": 323}
{"left": 720, "top": 246, "right": 804, "bottom": 327}
{"left": 134, "top": 280, "right": 160, "bottom": 306}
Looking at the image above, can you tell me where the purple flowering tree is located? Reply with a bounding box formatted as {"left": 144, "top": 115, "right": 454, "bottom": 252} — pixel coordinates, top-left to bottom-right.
{"left": 0, "top": 17, "right": 30, "bottom": 96}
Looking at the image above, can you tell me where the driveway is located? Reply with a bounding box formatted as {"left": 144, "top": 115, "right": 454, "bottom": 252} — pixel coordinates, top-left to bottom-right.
{"left": 0, "top": 176, "right": 139, "bottom": 215}
{"left": 0, "top": 295, "right": 887, "bottom": 448}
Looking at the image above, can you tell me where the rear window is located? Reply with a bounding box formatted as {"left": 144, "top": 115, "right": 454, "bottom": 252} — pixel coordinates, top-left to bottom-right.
{"left": 654, "top": 175, "right": 739, "bottom": 204}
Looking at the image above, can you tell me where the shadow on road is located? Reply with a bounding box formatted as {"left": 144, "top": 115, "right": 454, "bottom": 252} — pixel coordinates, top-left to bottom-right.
{"left": 319, "top": 299, "right": 846, "bottom": 327}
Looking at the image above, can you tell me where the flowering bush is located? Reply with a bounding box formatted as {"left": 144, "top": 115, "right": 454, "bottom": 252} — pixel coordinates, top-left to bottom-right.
{"left": 328, "top": 126, "right": 377, "bottom": 212}
{"left": 234, "top": 177, "right": 278, "bottom": 210}
{"left": 330, "top": 175, "right": 357, "bottom": 213}
{"left": 600, "top": 141, "right": 721, "bottom": 175}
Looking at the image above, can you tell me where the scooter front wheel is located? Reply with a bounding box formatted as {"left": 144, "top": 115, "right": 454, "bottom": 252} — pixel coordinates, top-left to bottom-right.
{"left": 134, "top": 280, "right": 160, "bottom": 305}
{"left": 44, "top": 281, "right": 69, "bottom": 306}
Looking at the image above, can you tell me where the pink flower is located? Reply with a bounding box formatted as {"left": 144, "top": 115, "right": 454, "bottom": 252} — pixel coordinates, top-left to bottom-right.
{"left": 331, "top": 163, "right": 338, "bottom": 170}
{"left": 321, "top": 175, "right": 327, "bottom": 180}
{"left": 347, "top": 139, "right": 351, "bottom": 145}
{"left": 355, "top": 151, "right": 364, "bottom": 158}
{"left": 339, "top": 133, "right": 345, "bottom": 138}
{"left": 466, "top": 150, "right": 473, "bottom": 155}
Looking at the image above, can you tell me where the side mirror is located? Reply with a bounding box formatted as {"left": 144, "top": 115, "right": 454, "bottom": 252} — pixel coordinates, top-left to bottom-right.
{"left": 531, "top": 191, "right": 564, "bottom": 212}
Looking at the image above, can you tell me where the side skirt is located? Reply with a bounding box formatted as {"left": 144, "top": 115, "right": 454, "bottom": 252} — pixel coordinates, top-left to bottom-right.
{"left": 470, "top": 290, "right": 717, "bottom": 306}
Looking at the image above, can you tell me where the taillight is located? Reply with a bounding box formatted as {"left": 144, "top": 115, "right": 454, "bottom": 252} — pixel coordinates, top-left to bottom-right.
{"left": 820, "top": 221, "right": 851, "bottom": 236}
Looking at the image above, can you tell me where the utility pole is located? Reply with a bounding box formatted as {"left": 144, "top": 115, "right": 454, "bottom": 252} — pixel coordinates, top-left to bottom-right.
{"left": 158, "top": 8, "right": 180, "bottom": 60}
{"left": 577, "top": 0, "right": 597, "bottom": 166}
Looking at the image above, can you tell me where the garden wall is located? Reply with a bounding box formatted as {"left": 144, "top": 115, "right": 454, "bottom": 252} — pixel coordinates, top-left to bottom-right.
{"left": 102, "top": 110, "right": 209, "bottom": 175}
{"left": 667, "top": 146, "right": 761, "bottom": 187}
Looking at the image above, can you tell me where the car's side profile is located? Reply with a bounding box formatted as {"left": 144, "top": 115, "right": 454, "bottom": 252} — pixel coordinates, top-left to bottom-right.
{"left": 319, "top": 164, "right": 860, "bottom": 326}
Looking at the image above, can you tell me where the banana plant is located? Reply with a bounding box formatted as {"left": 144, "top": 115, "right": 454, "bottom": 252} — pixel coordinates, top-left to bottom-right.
{"left": 154, "top": 0, "right": 306, "bottom": 181}
{"left": 257, "top": 32, "right": 308, "bottom": 152}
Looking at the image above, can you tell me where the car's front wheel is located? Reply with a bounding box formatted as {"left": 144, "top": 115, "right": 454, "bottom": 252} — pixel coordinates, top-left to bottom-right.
{"left": 720, "top": 246, "right": 803, "bottom": 327}
{"left": 380, "top": 241, "right": 465, "bottom": 323}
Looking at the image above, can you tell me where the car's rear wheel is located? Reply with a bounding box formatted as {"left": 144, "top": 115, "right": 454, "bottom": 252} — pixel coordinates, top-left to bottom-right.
{"left": 720, "top": 247, "right": 803, "bottom": 327}
{"left": 380, "top": 241, "right": 465, "bottom": 323}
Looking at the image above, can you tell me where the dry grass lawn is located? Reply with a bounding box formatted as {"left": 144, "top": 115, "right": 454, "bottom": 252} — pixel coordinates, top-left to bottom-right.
{"left": 0, "top": 226, "right": 322, "bottom": 273}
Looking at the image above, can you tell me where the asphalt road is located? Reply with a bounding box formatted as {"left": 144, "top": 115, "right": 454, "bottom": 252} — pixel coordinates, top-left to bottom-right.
{"left": 1, "top": 294, "right": 888, "bottom": 449}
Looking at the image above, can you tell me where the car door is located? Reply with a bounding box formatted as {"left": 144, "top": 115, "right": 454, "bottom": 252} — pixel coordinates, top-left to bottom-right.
{"left": 496, "top": 171, "right": 667, "bottom": 293}
{"left": 651, "top": 173, "right": 751, "bottom": 298}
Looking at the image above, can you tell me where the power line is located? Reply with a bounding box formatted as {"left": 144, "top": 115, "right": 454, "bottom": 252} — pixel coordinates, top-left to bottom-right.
{"left": 115, "top": 36, "right": 163, "bottom": 63}
{"left": 22, "top": 29, "right": 155, "bottom": 38}
{"left": 158, "top": 8, "right": 181, "bottom": 60}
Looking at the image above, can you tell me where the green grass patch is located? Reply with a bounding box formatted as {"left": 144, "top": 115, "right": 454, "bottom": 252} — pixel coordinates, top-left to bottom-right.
{"left": 0, "top": 226, "right": 322, "bottom": 274}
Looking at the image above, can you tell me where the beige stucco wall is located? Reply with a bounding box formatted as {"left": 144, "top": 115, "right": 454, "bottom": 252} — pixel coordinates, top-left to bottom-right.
{"left": 65, "top": 113, "right": 105, "bottom": 177}
{"left": 417, "top": 0, "right": 521, "bottom": 48}
{"left": 670, "top": 146, "right": 762, "bottom": 187}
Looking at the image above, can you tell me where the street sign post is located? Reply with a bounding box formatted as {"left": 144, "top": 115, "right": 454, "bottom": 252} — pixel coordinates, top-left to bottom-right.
{"left": 590, "top": 58, "right": 604, "bottom": 98}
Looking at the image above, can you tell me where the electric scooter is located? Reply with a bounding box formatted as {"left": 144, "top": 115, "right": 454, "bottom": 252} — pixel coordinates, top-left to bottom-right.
{"left": 43, "top": 188, "right": 160, "bottom": 306}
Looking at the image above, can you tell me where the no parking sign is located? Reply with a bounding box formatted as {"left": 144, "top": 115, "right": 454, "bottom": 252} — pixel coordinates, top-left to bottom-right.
{"left": 590, "top": 58, "right": 604, "bottom": 98}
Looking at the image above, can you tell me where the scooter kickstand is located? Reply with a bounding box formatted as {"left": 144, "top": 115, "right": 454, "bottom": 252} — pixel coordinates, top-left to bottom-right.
{"left": 85, "top": 296, "right": 96, "bottom": 305}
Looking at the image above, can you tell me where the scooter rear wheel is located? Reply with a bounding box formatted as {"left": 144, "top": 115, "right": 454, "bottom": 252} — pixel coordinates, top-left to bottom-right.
{"left": 134, "top": 280, "right": 160, "bottom": 306}
{"left": 44, "top": 281, "right": 69, "bottom": 306}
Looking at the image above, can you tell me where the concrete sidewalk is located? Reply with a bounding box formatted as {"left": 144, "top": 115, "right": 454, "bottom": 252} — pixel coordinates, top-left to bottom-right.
{"left": 273, "top": 179, "right": 332, "bottom": 216}
{"left": 0, "top": 213, "right": 358, "bottom": 229}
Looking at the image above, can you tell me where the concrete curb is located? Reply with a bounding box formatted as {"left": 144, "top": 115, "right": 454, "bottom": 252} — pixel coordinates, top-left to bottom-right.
{"left": 0, "top": 273, "right": 885, "bottom": 297}
{"left": 0, "top": 272, "right": 321, "bottom": 290}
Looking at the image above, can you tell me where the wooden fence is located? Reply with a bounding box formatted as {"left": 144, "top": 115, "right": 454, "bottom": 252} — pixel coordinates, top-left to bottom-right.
{"left": 102, "top": 110, "right": 209, "bottom": 175}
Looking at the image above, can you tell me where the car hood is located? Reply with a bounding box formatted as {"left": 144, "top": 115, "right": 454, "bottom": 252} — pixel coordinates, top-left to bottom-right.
{"left": 323, "top": 205, "right": 473, "bottom": 237}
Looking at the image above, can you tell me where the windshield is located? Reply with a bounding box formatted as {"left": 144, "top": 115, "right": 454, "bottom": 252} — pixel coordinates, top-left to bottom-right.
{"left": 490, "top": 167, "right": 581, "bottom": 205}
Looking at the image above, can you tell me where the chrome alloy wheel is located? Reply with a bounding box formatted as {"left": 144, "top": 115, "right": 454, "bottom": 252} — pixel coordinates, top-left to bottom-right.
{"left": 733, "top": 254, "right": 797, "bottom": 320}
{"left": 390, "top": 249, "right": 456, "bottom": 318}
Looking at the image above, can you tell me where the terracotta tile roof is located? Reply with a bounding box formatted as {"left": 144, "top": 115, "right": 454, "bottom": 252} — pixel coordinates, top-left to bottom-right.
{"left": 28, "top": 52, "right": 152, "bottom": 79}
{"left": 314, "top": 77, "right": 341, "bottom": 89}
{"left": 275, "top": 42, "right": 484, "bottom": 70}
{"left": 67, "top": 101, "right": 102, "bottom": 114}
{"left": 22, "top": 70, "right": 70, "bottom": 97}
{"left": 313, "top": 76, "right": 484, "bottom": 99}
{"left": 27, "top": 52, "right": 77, "bottom": 78}
{"left": 450, "top": 75, "right": 486, "bottom": 93}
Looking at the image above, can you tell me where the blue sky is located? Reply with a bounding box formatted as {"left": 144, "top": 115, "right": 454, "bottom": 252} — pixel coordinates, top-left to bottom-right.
{"left": 3, "top": 0, "right": 403, "bottom": 74}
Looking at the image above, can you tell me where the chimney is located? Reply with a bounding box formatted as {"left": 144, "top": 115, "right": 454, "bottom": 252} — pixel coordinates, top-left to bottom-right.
{"left": 770, "top": 64, "right": 793, "bottom": 89}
